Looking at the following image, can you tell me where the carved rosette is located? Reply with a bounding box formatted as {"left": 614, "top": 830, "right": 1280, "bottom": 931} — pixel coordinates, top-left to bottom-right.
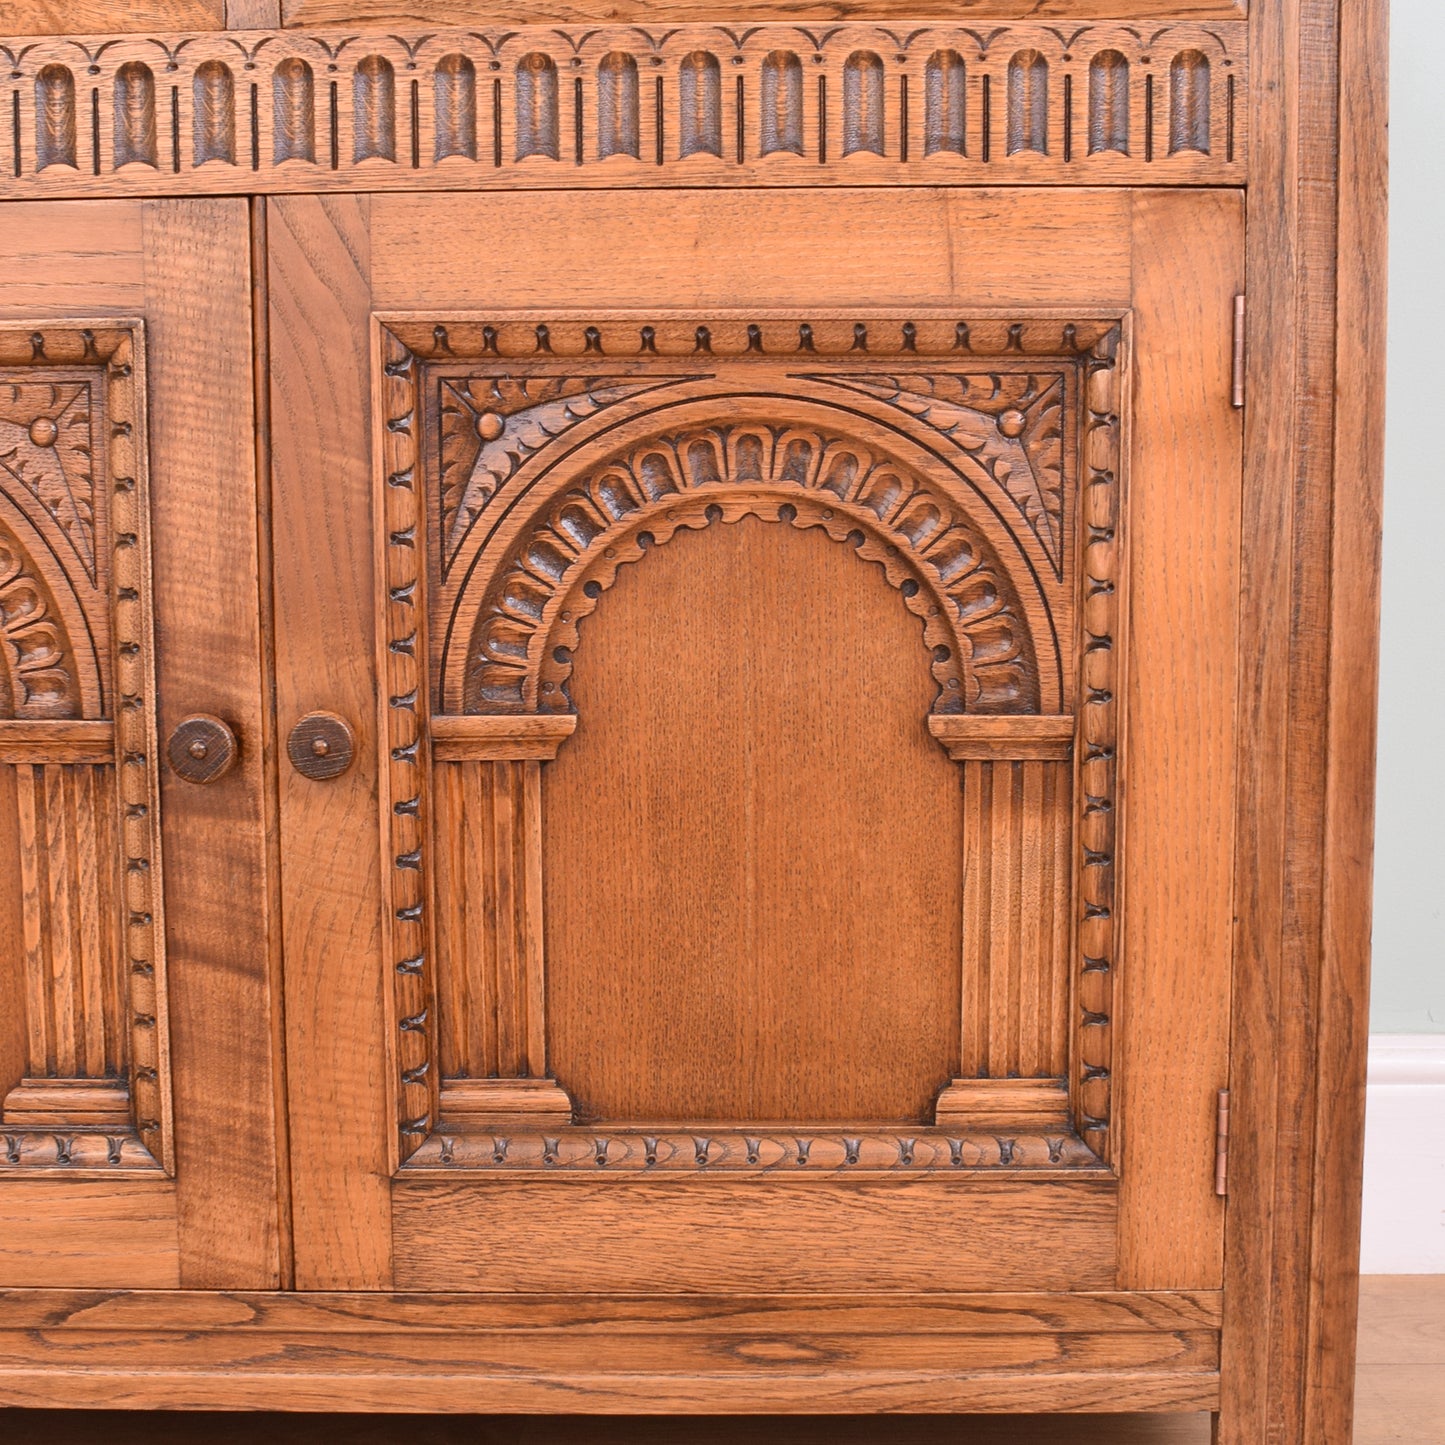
{"left": 0, "top": 322, "right": 171, "bottom": 1175}
{"left": 379, "top": 315, "right": 1123, "bottom": 1176}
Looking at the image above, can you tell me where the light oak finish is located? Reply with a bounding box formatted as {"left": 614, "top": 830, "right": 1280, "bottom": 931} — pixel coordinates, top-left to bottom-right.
{"left": 0, "top": 1278, "right": 1437, "bottom": 1437}
{"left": 0, "top": 22, "right": 1247, "bottom": 197}
{"left": 0, "top": 0, "right": 1387, "bottom": 1437}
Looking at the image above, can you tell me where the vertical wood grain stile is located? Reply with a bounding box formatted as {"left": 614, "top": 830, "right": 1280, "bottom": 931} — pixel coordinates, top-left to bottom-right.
{"left": 1050, "top": 761, "right": 1073, "bottom": 1070}
{"left": 960, "top": 758, "right": 986, "bottom": 1076}
{"left": 15, "top": 763, "right": 51, "bottom": 1074}
{"left": 73, "top": 763, "right": 106, "bottom": 1076}
{"left": 1018, "top": 761, "right": 1046, "bottom": 1072}
{"left": 521, "top": 758, "right": 545, "bottom": 1077}
{"left": 42, "top": 762, "right": 77, "bottom": 1074}
{"left": 431, "top": 761, "right": 466, "bottom": 1079}
{"left": 999, "top": 762, "right": 1022, "bottom": 1075}
{"left": 462, "top": 761, "right": 497, "bottom": 1077}
{"left": 489, "top": 761, "right": 520, "bottom": 1076}
{"left": 96, "top": 764, "right": 125, "bottom": 1075}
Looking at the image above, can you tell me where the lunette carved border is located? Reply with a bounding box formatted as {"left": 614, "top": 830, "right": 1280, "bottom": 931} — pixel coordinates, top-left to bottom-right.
{"left": 378, "top": 314, "right": 1121, "bottom": 1174}
{"left": 0, "top": 321, "right": 171, "bottom": 1176}
{"left": 1, "top": 20, "right": 1244, "bottom": 198}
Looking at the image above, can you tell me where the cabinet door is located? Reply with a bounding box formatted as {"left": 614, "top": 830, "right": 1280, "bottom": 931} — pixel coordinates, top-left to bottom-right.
{"left": 272, "top": 187, "right": 1241, "bottom": 1327}
{"left": 0, "top": 200, "right": 285, "bottom": 1288}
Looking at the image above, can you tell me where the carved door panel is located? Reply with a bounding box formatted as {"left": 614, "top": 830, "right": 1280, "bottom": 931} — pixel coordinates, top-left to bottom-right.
{"left": 0, "top": 200, "right": 285, "bottom": 1288}
{"left": 272, "top": 186, "right": 1242, "bottom": 1314}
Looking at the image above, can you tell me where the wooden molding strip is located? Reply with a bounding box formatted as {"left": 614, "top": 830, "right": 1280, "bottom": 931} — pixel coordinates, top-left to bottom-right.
{"left": 431, "top": 713, "right": 577, "bottom": 761}
{"left": 0, "top": 718, "right": 114, "bottom": 763}
{"left": 0, "top": 21, "right": 1246, "bottom": 199}
{"left": 928, "top": 714, "right": 1074, "bottom": 761}
{"left": 403, "top": 1124, "right": 1104, "bottom": 1173}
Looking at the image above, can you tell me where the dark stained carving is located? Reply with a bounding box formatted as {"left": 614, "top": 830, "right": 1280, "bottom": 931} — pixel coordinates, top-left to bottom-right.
{"left": 805, "top": 371, "right": 1067, "bottom": 578}
{"left": 0, "top": 23, "right": 1247, "bottom": 196}
{"left": 465, "top": 421, "right": 1041, "bottom": 718}
{"left": 436, "top": 374, "right": 694, "bottom": 577}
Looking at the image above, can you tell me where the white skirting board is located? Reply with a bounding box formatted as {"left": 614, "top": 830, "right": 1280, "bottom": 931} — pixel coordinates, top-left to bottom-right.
{"left": 1360, "top": 1034, "right": 1445, "bottom": 1272}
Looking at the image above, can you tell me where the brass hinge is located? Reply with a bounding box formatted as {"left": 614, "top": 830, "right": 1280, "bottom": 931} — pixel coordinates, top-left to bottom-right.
{"left": 1232, "top": 294, "right": 1246, "bottom": 409}
{"left": 1214, "top": 1087, "right": 1231, "bottom": 1197}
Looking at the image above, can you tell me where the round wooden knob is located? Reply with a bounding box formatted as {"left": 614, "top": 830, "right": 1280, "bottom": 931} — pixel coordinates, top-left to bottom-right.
{"left": 287, "top": 711, "right": 355, "bottom": 781}
{"left": 166, "top": 714, "right": 238, "bottom": 784}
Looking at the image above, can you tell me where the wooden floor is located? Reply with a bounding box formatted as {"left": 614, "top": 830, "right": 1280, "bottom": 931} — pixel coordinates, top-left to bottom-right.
{"left": 1, "top": 1278, "right": 1439, "bottom": 1442}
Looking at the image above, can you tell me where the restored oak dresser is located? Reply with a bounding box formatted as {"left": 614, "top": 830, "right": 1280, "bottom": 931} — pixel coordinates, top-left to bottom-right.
{"left": 0, "top": 0, "right": 1385, "bottom": 1437}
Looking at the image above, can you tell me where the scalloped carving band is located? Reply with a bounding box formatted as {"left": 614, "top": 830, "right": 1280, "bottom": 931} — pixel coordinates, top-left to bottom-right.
{"left": 0, "top": 21, "right": 1244, "bottom": 197}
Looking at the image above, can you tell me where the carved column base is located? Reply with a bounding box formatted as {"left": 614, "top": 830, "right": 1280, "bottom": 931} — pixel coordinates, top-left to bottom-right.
{"left": 933, "top": 1078, "right": 1071, "bottom": 1131}
{"left": 2, "top": 1076, "right": 131, "bottom": 1129}
{"left": 439, "top": 1077, "right": 574, "bottom": 1127}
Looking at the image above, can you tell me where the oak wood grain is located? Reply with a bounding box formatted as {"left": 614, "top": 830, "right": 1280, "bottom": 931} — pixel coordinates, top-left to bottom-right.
{"left": 267, "top": 194, "right": 391, "bottom": 1289}
{"left": 1115, "top": 189, "right": 1242, "bottom": 1290}
{"left": 1217, "top": 1, "right": 1387, "bottom": 1441}
{"left": 0, "top": 1180, "right": 179, "bottom": 1287}
{"left": 544, "top": 517, "right": 962, "bottom": 1124}
{"left": 392, "top": 1178, "right": 1119, "bottom": 1295}
{"left": 0, "top": 1413, "right": 1219, "bottom": 1443}
{"left": 370, "top": 190, "right": 1133, "bottom": 312}
{"left": 142, "top": 198, "right": 284, "bottom": 1288}
{"left": 0, "top": 1, "right": 223, "bottom": 34}
{"left": 284, "top": 0, "right": 1247, "bottom": 22}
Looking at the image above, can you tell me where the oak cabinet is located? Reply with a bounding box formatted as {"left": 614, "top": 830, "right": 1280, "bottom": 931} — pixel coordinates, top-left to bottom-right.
{"left": 0, "top": 3, "right": 1384, "bottom": 1440}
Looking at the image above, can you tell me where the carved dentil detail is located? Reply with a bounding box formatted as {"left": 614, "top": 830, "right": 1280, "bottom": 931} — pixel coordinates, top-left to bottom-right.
{"left": 465, "top": 420, "right": 1042, "bottom": 717}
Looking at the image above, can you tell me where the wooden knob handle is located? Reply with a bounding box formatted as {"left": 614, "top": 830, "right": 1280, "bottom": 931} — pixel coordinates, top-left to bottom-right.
{"left": 166, "top": 714, "right": 239, "bottom": 784}
{"left": 287, "top": 711, "right": 356, "bottom": 781}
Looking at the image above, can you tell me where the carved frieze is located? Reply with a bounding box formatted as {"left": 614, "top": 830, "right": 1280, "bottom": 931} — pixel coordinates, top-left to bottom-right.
{"left": 0, "top": 21, "right": 1245, "bottom": 197}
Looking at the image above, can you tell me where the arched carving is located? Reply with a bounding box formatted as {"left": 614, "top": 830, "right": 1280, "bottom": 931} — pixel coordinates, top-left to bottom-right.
{"left": 0, "top": 517, "right": 81, "bottom": 717}
{"left": 463, "top": 420, "right": 1044, "bottom": 718}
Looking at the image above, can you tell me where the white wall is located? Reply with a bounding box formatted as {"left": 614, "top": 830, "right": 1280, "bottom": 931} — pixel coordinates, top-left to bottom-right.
{"left": 1360, "top": 0, "right": 1445, "bottom": 1273}
{"left": 1374, "top": 0, "right": 1445, "bottom": 1034}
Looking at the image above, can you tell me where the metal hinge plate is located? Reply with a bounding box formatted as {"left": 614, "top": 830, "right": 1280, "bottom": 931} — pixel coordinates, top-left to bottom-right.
{"left": 1215, "top": 1087, "right": 1231, "bottom": 1196}
{"left": 1232, "top": 294, "right": 1246, "bottom": 409}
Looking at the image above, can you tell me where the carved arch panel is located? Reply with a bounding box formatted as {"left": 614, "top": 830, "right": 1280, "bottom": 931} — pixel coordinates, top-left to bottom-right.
{"left": 0, "top": 323, "right": 171, "bottom": 1175}
{"left": 378, "top": 315, "right": 1121, "bottom": 1173}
